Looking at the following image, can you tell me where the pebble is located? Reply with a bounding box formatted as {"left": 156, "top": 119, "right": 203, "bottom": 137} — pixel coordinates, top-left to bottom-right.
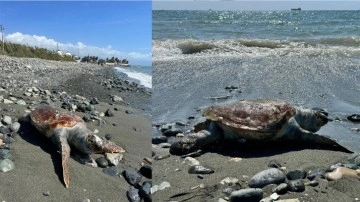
{"left": 248, "top": 168, "right": 286, "bottom": 188}
{"left": 95, "top": 157, "right": 108, "bottom": 168}
{"left": 260, "top": 197, "right": 274, "bottom": 202}
{"left": 139, "top": 181, "right": 152, "bottom": 201}
{"left": 104, "top": 153, "right": 123, "bottom": 166}
{"left": 307, "top": 167, "right": 326, "bottom": 180}
{"left": 126, "top": 187, "right": 140, "bottom": 202}
{"left": 188, "top": 165, "right": 214, "bottom": 174}
{"left": 43, "top": 191, "right": 50, "bottom": 196}
{"left": 2, "top": 116, "right": 12, "bottom": 126}
{"left": 104, "top": 134, "right": 112, "bottom": 140}
{"left": 139, "top": 164, "right": 152, "bottom": 179}
{"left": 287, "top": 179, "right": 305, "bottom": 192}
{"left": 272, "top": 183, "right": 289, "bottom": 194}
{"left": 286, "top": 169, "right": 307, "bottom": 180}
{"left": 220, "top": 177, "right": 239, "bottom": 185}
{"left": 162, "top": 128, "right": 183, "bottom": 137}
{"left": 222, "top": 187, "right": 233, "bottom": 195}
{"left": 230, "top": 188, "right": 263, "bottom": 202}
{"left": 182, "top": 157, "right": 200, "bottom": 166}
{"left": 90, "top": 97, "right": 99, "bottom": 105}
{"left": 9, "top": 122, "right": 21, "bottom": 133}
{"left": 102, "top": 166, "right": 120, "bottom": 176}
{"left": 112, "top": 95, "right": 123, "bottom": 102}
{"left": 0, "top": 159, "right": 15, "bottom": 172}
{"left": 158, "top": 181, "right": 171, "bottom": 190}
{"left": 270, "top": 193, "right": 280, "bottom": 200}
{"left": 123, "top": 170, "right": 142, "bottom": 186}
{"left": 159, "top": 123, "right": 175, "bottom": 133}
{"left": 151, "top": 136, "right": 168, "bottom": 144}
{"left": 0, "top": 149, "right": 11, "bottom": 160}
{"left": 159, "top": 143, "right": 171, "bottom": 148}
{"left": 16, "top": 100, "right": 26, "bottom": 105}
{"left": 151, "top": 185, "right": 159, "bottom": 194}
{"left": 105, "top": 109, "right": 114, "bottom": 117}
{"left": 304, "top": 180, "right": 319, "bottom": 187}
{"left": 3, "top": 99, "right": 13, "bottom": 104}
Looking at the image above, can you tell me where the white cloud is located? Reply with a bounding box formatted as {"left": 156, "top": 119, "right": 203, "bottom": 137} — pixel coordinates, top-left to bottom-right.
{"left": 5, "top": 32, "right": 151, "bottom": 65}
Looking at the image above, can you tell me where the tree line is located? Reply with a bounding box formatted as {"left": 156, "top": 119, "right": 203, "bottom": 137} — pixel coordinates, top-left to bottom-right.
{"left": 81, "top": 56, "right": 129, "bottom": 65}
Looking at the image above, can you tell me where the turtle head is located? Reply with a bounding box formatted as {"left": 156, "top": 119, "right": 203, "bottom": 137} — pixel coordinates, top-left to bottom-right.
{"left": 294, "top": 108, "right": 329, "bottom": 132}
{"left": 86, "top": 134, "right": 125, "bottom": 154}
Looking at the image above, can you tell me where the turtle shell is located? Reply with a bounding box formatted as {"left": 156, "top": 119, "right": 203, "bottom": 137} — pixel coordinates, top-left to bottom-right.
{"left": 202, "top": 99, "right": 296, "bottom": 140}
{"left": 30, "top": 104, "right": 84, "bottom": 135}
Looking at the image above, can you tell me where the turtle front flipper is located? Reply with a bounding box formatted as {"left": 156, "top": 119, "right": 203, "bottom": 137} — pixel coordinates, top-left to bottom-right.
{"left": 51, "top": 129, "right": 71, "bottom": 188}
{"left": 170, "top": 130, "right": 219, "bottom": 155}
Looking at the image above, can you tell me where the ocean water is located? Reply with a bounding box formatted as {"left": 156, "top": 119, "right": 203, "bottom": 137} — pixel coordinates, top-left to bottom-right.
{"left": 153, "top": 10, "right": 360, "bottom": 152}
{"left": 114, "top": 65, "right": 152, "bottom": 88}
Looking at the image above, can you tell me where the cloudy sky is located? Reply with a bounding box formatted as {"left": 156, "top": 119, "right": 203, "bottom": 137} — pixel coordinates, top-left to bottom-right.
{"left": 153, "top": 0, "right": 360, "bottom": 10}
{"left": 0, "top": 1, "right": 151, "bottom": 66}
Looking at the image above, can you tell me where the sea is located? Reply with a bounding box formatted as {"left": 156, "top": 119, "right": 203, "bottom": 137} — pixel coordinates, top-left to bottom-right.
{"left": 114, "top": 65, "right": 152, "bottom": 89}
{"left": 153, "top": 10, "right": 360, "bottom": 152}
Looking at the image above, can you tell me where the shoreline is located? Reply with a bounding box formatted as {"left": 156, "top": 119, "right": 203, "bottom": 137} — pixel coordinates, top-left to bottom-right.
{"left": 0, "top": 55, "right": 151, "bottom": 201}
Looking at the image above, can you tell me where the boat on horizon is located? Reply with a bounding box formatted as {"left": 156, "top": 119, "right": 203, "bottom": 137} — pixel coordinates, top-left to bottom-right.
{"left": 291, "top": 8, "right": 301, "bottom": 11}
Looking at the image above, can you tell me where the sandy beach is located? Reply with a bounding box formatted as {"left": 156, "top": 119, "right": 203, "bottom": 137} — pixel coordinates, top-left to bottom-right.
{"left": 0, "top": 55, "right": 151, "bottom": 201}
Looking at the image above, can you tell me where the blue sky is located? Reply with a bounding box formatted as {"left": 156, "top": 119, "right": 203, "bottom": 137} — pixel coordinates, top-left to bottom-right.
{"left": 0, "top": 1, "right": 151, "bottom": 65}
{"left": 153, "top": 1, "right": 360, "bottom": 11}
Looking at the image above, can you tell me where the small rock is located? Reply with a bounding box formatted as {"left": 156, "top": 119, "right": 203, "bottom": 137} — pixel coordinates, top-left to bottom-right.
{"left": 272, "top": 183, "right": 288, "bottom": 194}
{"left": 123, "top": 170, "right": 142, "bottom": 186}
{"left": 9, "top": 122, "right": 21, "bottom": 133}
{"left": 104, "top": 153, "right": 123, "bottom": 166}
{"left": 112, "top": 95, "right": 123, "bottom": 102}
{"left": 220, "top": 177, "right": 239, "bottom": 185}
{"left": 260, "top": 197, "right": 274, "bottom": 202}
{"left": 16, "top": 100, "right": 27, "bottom": 105}
{"left": 188, "top": 165, "right": 214, "bottom": 174}
{"left": 151, "top": 185, "right": 159, "bottom": 194}
{"left": 249, "top": 168, "right": 286, "bottom": 188}
{"left": 104, "top": 134, "right": 112, "bottom": 140}
{"left": 0, "top": 149, "right": 11, "bottom": 160}
{"left": 307, "top": 168, "right": 326, "bottom": 180}
{"left": 0, "top": 159, "right": 15, "bottom": 172}
{"left": 139, "top": 181, "right": 152, "bottom": 201}
{"left": 159, "top": 143, "right": 171, "bottom": 148}
{"left": 90, "top": 98, "right": 99, "bottom": 105}
{"left": 286, "top": 169, "right": 307, "bottom": 180}
{"left": 3, "top": 99, "right": 13, "bottom": 104}
{"left": 222, "top": 187, "right": 233, "bottom": 195}
{"left": 183, "top": 157, "right": 200, "bottom": 166}
{"left": 159, "top": 123, "right": 174, "bottom": 133}
{"left": 95, "top": 157, "right": 108, "bottom": 168}
{"left": 304, "top": 180, "right": 319, "bottom": 187}
{"left": 105, "top": 109, "right": 114, "bottom": 117}
{"left": 287, "top": 179, "right": 305, "bottom": 192}
{"left": 162, "top": 128, "right": 183, "bottom": 137}
{"left": 43, "top": 191, "right": 50, "bottom": 196}
{"left": 2, "top": 116, "right": 12, "bottom": 125}
{"left": 152, "top": 136, "right": 168, "bottom": 144}
{"left": 102, "top": 166, "right": 120, "bottom": 176}
{"left": 126, "top": 187, "right": 140, "bottom": 202}
{"left": 158, "top": 181, "right": 171, "bottom": 190}
{"left": 230, "top": 188, "right": 263, "bottom": 202}
{"left": 269, "top": 192, "right": 280, "bottom": 200}
{"left": 139, "top": 164, "right": 152, "bottom": 179}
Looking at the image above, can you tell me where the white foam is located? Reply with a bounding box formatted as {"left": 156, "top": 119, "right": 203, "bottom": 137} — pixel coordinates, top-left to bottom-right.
{"left": 115, "top": 67, "right": 152, "bottom": 88}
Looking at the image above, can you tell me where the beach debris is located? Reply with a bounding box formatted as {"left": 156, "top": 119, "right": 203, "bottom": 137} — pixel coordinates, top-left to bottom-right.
{"left": 170, "top": 99, "right": 350, "bottom": 156}
{"left": 286, "top": 169, "right": 307, "bottom": 180}
{"left": 249, "top": 168, "right": 286, "bottom": 188}
{"left": 229, "top": 188, "right": 263, "bottom": 202}
{"left": 188, "top": 165, "right": 214, "bottom": 174}
{"left": 0, "top": 159, "right": 15, "bottom": 172}
{"left": 102, "top": 166, "right": 120, "bottom": 177}
{"left": 325, "top": 167, "right": 360, "bottom": 181}
{"left": 30, "top": 104, "right": 125, "bottom": 188}
{"left": 220, "top": 177, "right": 239, "bottom": 185}
{"left": 123, "top": 169, "right": 142, "bottom": 187}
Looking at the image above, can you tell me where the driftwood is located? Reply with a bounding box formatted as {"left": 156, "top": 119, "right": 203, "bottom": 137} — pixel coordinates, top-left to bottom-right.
{"left": 205, "top": 95, "right": 231, "bottom": 100}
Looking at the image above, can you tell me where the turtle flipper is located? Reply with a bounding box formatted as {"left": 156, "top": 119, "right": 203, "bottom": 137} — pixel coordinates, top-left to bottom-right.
{"left": 51, "top": 129, "right": 71, "bottom": 188}
{"left": 71, "top": 151, "right": 97, "bottom": 167}
{"left": 170, "top": 130, "right": 218, "bottom": 155}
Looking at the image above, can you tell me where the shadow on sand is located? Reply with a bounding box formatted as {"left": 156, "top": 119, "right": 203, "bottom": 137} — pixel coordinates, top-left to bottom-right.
{"left": 17, "top": 117, "right": 65, "bottom": 187}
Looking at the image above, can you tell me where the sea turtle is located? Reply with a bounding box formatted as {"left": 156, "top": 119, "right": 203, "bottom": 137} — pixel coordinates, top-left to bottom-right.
{"left": 30, "top": 104, "right": 125, "bottom": 188}
{"left": 170, "top": 99, "right": 350, "bottom": 155}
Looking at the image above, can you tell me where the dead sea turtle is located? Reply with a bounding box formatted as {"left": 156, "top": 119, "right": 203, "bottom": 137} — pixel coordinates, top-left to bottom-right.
{"left": 30, "top": 104, "right": 125, "bottom": 188}
{"left": 170, "top": 99, "right": 350, "bottom": 155}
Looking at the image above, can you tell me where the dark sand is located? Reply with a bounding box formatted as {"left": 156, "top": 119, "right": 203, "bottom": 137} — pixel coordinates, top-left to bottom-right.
{"left": 0, "top": 56, "right": 151, "bottom": 201}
